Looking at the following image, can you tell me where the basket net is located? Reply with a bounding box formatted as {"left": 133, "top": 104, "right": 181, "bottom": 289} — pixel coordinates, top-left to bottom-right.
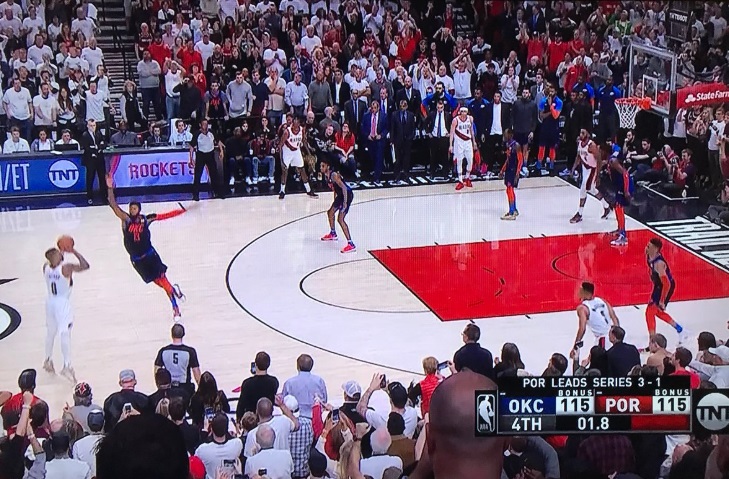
{"left": 615, "top": 97, "right": 652, "bottom": 129}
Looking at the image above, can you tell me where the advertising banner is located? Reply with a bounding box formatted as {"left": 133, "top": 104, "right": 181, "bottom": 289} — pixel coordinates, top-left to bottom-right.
{"left": 109, "top": 149, "right": 209, "bottom": 188}
{"left": 0, "top": 154, "right": 86, "bottom": 197}
{"left": 676, "top": 82, "right": 729, "bottom": 109}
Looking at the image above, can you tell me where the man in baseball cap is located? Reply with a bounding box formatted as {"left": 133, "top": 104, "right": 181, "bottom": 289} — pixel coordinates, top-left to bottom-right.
{"left": 689, "top": 345, "right": 729, "bottom": 388}
{"left": 70, "top": 382, "right": 102, "bottom": 432}
{"left": 1, "top": 369, "right": 41, "bottom": 433}
{"left": 102, "top": 369, "right": 151, "bottom": 432}
{"left": 339, "top": 381, "right": 366, "bottom": 424}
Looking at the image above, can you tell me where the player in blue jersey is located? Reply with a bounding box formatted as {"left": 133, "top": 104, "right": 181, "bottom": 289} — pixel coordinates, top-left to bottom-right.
{"left": 106, "top": 175, "right": 187, "bottom": 318}
{"left": 535, "top": 84, "right": 562, "bottom": 175}
{"left": 319, "top": 158, "right": 356, "bottom": 253}
{"left": 645, "top": 237, "right": 688, "bottom": 349}
{"left": 608, "top": 152, "right": 632, "bottom": 246}
{"left": 499, "top": 128, "right": 524, "bottom": 220}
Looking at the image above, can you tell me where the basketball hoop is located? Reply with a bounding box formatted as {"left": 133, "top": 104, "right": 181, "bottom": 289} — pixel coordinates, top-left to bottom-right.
{"left": 615, "top": 97, "right": 652, "bottom": 129}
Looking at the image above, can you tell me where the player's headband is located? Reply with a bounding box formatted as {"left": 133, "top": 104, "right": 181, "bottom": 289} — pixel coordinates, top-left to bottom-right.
{"left": 459, "top": 107, "right": 468, "bottom": 113}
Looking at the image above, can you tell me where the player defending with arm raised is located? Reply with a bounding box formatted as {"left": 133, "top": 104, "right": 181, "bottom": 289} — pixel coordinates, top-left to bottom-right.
{"left": 569, "top": 128, "right": 611, "bottom": 223}
{"left": 644, "top": 237, "right": 688, "bottom": 350}
{"left": 499, "top": 128, "right": 524, "bottom": 220}
{"left": 106, "top": 175, "right": 187, "bottom": 319}
{"left": 449, "top": 106, "right": 477, "bottom": 190}
{"left": 43, "top": 243, "right": 90, "bottom": 382}
{"left": 574, "top": 281, "right": 619, "bottom": 350}
{"left": 319, "top": 158, "right": 356, "bottom": 253}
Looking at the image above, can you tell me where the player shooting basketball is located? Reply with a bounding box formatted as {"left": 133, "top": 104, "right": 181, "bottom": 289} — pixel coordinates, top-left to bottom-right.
{"left": 105, "top": 175, "right": 187, "bottom": 319}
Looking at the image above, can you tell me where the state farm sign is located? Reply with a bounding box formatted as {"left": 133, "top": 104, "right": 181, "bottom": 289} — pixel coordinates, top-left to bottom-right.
{"left": 677, "top": 82, "right": 729, "bottom": 109}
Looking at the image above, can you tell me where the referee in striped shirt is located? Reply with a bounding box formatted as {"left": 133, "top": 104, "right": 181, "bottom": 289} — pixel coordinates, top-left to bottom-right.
{"left": 189, "top": 118, "right": 225, "bottom": 201}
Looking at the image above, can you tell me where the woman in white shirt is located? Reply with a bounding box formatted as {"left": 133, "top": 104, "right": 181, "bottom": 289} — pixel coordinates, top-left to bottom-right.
{"left": 31, "top": 128, "right": 54, "bottom": 151}
{"left": 56, "top": 86, "right": 76, "bottom": 136}
{"left": 500, "top": 65, "right": 519, "bottom": 104}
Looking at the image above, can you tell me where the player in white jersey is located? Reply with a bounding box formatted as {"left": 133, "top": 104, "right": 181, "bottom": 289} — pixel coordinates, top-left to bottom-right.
{"left": 279, "top": 116, "right": 318, "bottom": 200}
{"left": 450, "top": 106, "right": 477, "bottom": 190}
{"left": 573, "top": 282, "right": 619, "bottom": 350}
{"left": 569, "top": 128, "right": 611, "bottom": 223}
{"left": 43, "top": 246, "right": 90, "bottom": 381}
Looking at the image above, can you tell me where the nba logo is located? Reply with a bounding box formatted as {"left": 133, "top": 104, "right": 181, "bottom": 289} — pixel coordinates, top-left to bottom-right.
{"left": 475, "top": 392, "right": 497, "bottom": 436}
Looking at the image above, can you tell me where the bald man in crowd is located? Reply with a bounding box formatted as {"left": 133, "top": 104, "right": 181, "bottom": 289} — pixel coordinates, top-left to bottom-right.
{"left": 410, "top": 370, "right": 505, "bottom": 479}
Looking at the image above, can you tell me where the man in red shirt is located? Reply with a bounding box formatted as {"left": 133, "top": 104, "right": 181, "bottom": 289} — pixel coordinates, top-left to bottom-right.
{"left": 177, "top": 39, "right": 202, "bottom": 72}
{"left": 670, "top": 347, "right": 701, "bottom": 389}
{"left": 546, "top": 32, "right": 568, "bottom": 78}
{"left": 564, "top": 57, "right": 587, "bottom": 94}
{"left": 148, "top": 33, "right": 171, "bottom": 70}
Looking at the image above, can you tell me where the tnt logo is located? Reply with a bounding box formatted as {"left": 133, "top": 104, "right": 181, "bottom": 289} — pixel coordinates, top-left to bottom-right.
{"left": 475, "top": 391, "right": 497, "bottom": 436}
{"left": 694, "top": 390, "right": 729, "bottom": 433}
{"left": 48, "top": 160, "right": 79, "bottom": 188}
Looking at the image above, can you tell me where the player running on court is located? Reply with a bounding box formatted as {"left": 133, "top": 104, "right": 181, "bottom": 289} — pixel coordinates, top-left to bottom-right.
{"left": 608, "top": 151, "right": 633, "bottom": 246}
{"left": 645, "top": 237, "right": 688, "bottom": 349}
{"left": 43, "top": 244, "right": 90, "bottom": 381}
{"left": 279, "top": 116, "right": 318, "bottom": 200}
{"left": 499, "top": 128, "right": 523, "bottom": 220}
{"left": 573, "top": 281, "right": 619, "bottom": 351}
{"left": 569, "top": 128, "right": 611, "bottom": 223}
{"left": 319, "top": 158, "right": 356, "bottom": 253}
{"left": 106, "top": 176, "right": 187, "bottom": 319}
{"left": 449, "top": 106, "right": 477, "bottom": 190}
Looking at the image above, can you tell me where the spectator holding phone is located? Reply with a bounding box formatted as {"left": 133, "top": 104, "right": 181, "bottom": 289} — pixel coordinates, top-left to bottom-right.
{"left": 194, "top": 413, "right": 243, "bottom": 479}
{"left": 235, "top": 351, "right": 279, "bottom": 420}
{"left": 102, "top": 369, "right": 151, "bottom": 433}
{"left": 188, "top": 372, "right": 230, "bottom": 429}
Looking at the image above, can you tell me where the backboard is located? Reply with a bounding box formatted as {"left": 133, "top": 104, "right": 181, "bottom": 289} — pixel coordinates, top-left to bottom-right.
{"left": 627, "top": 43, "right": 677, "bottom": 117}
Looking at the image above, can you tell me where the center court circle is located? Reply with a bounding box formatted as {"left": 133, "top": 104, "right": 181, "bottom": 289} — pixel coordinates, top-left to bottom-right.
{"left": 299, "top": 258, "right": 427, "bottom": 314}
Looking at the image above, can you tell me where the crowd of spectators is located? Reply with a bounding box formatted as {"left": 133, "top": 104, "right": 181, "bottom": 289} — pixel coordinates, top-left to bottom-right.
{"left": 1, "top": 321, "right": 729, "bottom": 479}
{"left": 0, "top": 0, "right": 727, "bottom": 209}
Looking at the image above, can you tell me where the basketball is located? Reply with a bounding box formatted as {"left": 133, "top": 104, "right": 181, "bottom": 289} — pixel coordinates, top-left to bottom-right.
{"left": 57, "top": 235, "right": 75, "bottom": 252}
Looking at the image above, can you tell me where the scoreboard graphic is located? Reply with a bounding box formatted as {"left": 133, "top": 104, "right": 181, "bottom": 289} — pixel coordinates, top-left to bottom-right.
{"left": 475, "top": 377, "right": 729, "bottom": 436}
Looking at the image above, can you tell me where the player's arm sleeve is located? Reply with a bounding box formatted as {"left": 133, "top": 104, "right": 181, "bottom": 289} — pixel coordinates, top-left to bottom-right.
{"left": 150, "top": 209, "right": 185, "bottom": 222}
{"left": 527, "top": 436, "right": 561, "bottom": 479}
{"left": 550, "top": 97, "right": 562, "bottom": 119}
{"left": 622, "top": 170, "right": 630, "bottom": 195}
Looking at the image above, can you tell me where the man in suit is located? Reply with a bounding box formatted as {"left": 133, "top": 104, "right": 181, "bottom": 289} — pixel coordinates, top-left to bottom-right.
{"left": 425, "top": 100, "right": 451, "bottom": 178}
{"left": 378, "top": 88, "right": 395, "bottom": 122}
{"left": 80, "top": 118, "right": 107, "bottom": 204}
{"left": 528, "top": 5, "right": 546, "bottom": 34}
{"left": 390, "top": 99, "right": 416, "bottom": 184}
{"left": 331, "top": 69, "right": 351, "bottom": 113}
{"left": 361, "top": 100, "right": 388, "bottom": 183}
{"left": 395, "top": 76, "right": 423, "bottom": 120}
{"left": 344, "top": 92, "right": 367, "bottom": 140}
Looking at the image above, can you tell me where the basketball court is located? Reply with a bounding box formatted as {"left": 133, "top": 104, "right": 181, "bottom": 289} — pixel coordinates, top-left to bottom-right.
{"left": 1, "top": 176, "right": 727, "bottom": 414}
